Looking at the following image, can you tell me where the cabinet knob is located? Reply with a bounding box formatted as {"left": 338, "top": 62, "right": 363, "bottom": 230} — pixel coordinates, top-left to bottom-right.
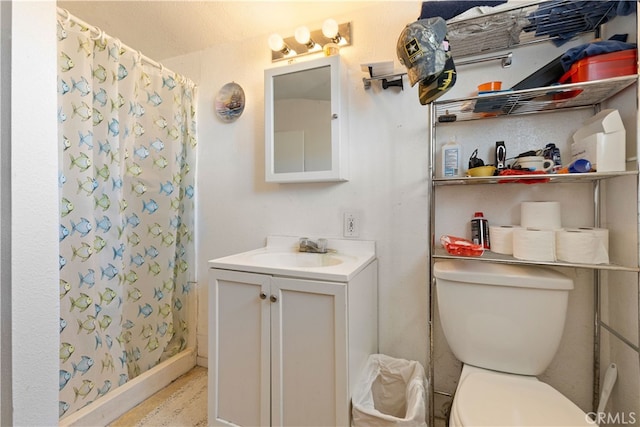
{"left": 260, "top": 292, "right": 267, "bottom": 300}
{"left": 270, "top": 294, "right": 278, "bottom": 303}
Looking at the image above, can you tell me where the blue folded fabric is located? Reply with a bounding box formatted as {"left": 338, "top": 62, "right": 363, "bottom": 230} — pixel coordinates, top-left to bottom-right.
{"left": 419, "top": 0, "right": 507, "bottom": 21}
{"left": 525, "top": 0, "right": 637, "bottom": 46}
{"left": 560, "top": 38, "right": 637, "bottom": 71}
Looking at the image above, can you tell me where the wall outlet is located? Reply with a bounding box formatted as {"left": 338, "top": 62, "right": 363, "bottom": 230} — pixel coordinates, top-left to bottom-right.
{"left": 343, "top": 212, "right": 360, "bottom": 237}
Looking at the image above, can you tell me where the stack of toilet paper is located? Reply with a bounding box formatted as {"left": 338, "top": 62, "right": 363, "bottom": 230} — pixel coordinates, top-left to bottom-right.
{"left": 489, "top": 201, "right": 609, "bottom": 264}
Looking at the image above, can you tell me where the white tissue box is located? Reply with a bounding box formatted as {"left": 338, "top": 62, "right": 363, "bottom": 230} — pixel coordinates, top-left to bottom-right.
{"left": 571, "top": 109, "right": 626, "bottom": 172}
{"left": 571, "top": 130, "right": 625, "bottom": 172}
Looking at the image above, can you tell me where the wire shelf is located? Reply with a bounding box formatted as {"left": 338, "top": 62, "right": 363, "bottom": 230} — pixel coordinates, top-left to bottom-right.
{"left": 446, "top": 0, "right": 619, "bottom": 58}
{"left": 433, "top": 74, "right": 637, "bottom": 123}
{"left": 433, "top": 170, "right": 638, "bottom": 185}
{"left": 432, "top": 247, "right": 640, "bottom": 272}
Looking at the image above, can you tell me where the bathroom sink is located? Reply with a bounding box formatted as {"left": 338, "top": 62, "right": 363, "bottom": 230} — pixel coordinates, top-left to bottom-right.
{"left": 248, "top": 252, "right": 351, "bottom": 268}
{"left": 209, "top": 236, "right": 376, "bottom": 281}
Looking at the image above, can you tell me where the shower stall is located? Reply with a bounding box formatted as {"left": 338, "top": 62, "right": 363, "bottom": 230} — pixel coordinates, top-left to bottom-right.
{"left": 56, "top": 9, "right": 198, "bottom": 424}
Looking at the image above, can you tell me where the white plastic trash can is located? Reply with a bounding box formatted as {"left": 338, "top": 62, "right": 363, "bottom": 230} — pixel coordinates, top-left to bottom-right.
{"left": 352, "top": 354, "right": 427, "bottom": 427}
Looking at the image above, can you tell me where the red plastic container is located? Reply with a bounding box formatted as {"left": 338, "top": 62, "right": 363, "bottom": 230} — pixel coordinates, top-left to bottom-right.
{"left": 558, "top": 49, "right": 637, "bottom": 84}
{"left": 440, "top": 235, "right": 484, "bottom": 257}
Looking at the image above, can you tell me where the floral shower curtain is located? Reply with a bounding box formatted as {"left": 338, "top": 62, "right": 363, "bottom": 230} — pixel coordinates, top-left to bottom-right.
{"left": 57, "top": 14, "right": 196, "bottom": 419}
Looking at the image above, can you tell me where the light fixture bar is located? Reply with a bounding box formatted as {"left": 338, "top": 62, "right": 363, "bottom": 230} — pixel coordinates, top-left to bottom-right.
{"left": 271, "top": 22, "right": 351, "bottom": 62}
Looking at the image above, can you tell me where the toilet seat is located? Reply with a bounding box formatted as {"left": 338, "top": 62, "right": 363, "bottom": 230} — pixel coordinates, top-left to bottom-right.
{"left": 452, "top": 371, "right": 594, "bottom": 427}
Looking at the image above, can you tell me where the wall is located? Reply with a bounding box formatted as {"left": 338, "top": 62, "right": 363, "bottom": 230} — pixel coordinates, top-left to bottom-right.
{"left": 11, "top": 1, "right": 60, "bottom": 425}
{"left": 3, "top": 2, "right": 631, "bottom": 424}
{"left": 162, "top": 1, "right": 640, "bottom": 421}
{"left": 599, "top": 12, "right": 640, "bottom": 424}
{"left": 164, "top": 1, "right": 432, "bottom": 369}
{"left": 0, "top": 2, "right": 8, "bottom": 424}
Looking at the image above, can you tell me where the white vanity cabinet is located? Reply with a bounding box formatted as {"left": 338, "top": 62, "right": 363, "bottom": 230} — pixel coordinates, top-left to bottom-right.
{"left": 208, "top": 260, "right": 377, "bottom": 427}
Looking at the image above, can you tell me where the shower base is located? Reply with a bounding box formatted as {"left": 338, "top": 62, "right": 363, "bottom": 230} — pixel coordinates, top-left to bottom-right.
{"left": 59, "top": 347, "right": 197, "bottom": 426}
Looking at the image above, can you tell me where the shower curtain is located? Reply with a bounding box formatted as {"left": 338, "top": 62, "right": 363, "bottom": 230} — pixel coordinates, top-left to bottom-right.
{"left": 56, "top": 15, "right": 196, "bottom": 419}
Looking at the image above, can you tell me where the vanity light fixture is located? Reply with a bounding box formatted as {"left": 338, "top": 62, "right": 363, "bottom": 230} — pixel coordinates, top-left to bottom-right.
{"left": 268, "top": 33, "right": 295, "bottom": 56}
{"left": 294, "top": 26, "right": 319, "bottom": 50}
{"left": 269, "top": 20, "right": 351, "bottom": 62}
{"left": 322, "top": 19, "right": 343, "bottom": 44}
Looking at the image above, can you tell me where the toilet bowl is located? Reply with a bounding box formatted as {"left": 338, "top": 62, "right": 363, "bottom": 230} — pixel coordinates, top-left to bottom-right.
{"left": 449, "top": 365, "right": 593, "bottom": 427}
{"left": 433, "top": 260, "right": 595, "bottom": 427}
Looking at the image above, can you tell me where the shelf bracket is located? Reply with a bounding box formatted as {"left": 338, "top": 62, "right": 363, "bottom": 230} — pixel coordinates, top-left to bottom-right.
{"left": 362, "top": 71, "right": 407, "bottom": 91}
{"left": 457, "top": 52, "right": 513, "bottom": 68}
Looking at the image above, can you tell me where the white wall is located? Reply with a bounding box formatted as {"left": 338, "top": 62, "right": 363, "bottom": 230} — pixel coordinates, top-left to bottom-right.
{"left": 163, "top": 1, "right": 640, "bottom": 421}
{"left": 164, "top": 2, "right": 432, "bottom": 368}
{"left": 11, "top": 1, "right": 60, "bottom": 425}
{"left": 598, "top": 12, "right": 640, "bottom": 422}
{"left": 164, "top": 0, "right": 597, "bottom": 387}
{"left": 2, "top": 2, "right": 633, "bottom": 425}
{"left": 0, "top": 2, "right": 8, "bottom": 424}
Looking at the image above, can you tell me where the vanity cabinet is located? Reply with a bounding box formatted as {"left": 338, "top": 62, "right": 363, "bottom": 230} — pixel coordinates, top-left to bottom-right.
{"left": 208, "top": 261, "right": 377, "bottom": 427}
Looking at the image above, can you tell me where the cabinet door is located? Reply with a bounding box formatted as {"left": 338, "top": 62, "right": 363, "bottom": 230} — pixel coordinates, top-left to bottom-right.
{"left": 209, "top": 269, "right": 270, "bottom": 427}
{"left": 270, "top": 277, "right": 348, "bottom": 427}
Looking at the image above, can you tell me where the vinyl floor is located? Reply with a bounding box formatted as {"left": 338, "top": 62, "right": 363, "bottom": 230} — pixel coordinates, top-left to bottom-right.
{"left": 108, "top": 366, "right": 208, "bottom": 427}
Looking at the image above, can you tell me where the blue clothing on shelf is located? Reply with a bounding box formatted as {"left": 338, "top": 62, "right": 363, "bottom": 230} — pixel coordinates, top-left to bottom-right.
{"left": 524, "top": 0, "right": 637, "bottom": 46}
{"left": 560, "top": 37, "right": 637, "bottom": 71}
{"left": 419, "top": 0, "right": 507, "bottom": 21}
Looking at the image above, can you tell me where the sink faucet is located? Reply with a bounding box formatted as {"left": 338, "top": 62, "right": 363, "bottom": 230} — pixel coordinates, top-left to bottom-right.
{"left": 298, "top": 237, "right": 328, "bottom": 254}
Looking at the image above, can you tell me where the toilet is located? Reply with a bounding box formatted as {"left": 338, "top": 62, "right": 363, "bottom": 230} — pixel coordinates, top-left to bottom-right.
{"left": 433, "top": 260, "right": 594, "bottom": 427}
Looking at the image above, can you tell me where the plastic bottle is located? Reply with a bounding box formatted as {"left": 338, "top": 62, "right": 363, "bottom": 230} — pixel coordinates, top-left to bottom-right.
{"left": 543, "top": 143, "right": 562, "bottom": 167}
{"left": 471, "top": 211, "right": 490, "bottom": 249}
{"left": 442, "top": 139, "right": 462, "bottom": 177}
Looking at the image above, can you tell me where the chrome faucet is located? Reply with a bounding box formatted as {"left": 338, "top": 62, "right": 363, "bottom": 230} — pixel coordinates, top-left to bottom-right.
{"left": 298, "top": 237, "right": 328, "bottom": 254}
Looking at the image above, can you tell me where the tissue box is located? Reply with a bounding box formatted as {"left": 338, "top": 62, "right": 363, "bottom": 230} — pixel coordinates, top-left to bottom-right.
{"left": 571, "top": 131, "right": 625, "bottom": 172}
{"left": 571, "top": 109, "right": 626, "bottom": 172}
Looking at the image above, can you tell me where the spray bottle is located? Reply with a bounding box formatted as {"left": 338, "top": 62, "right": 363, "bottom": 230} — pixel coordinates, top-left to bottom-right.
{"left": 471, "top": 211, "right": 490, "bottom": 250}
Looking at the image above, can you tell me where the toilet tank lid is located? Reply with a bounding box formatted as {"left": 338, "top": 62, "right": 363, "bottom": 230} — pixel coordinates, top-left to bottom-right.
{"left": 434, "top": 260, "right": 573, "bottom": 290}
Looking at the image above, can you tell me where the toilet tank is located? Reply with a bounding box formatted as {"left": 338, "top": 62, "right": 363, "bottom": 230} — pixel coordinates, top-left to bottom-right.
{"left": 434, "top": 260, "right": 573, "bottom": 376}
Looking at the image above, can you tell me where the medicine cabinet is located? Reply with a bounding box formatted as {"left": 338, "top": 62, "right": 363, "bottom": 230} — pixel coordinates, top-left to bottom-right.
{"left": 264, "top": 55, "right": 348, "bottom": 183}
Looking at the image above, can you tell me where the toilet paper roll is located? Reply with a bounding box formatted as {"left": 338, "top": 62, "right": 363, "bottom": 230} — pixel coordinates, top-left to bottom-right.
{"left": 512, "top": 228, "right": 556, "bottom": 262}
{"left": 521, "top": 202, "right": 562, "bottom": 229}
{"left": 556, "top": 228, "right": 609, "bottom": 264}
{"left": 574, "top": 227, "right": 609, "bottom": 252}
{"left": 489, "top": 225, "right": 521, "bottom": 255}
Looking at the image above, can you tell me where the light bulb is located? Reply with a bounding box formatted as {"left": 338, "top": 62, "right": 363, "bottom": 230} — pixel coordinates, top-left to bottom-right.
{"left": 322, "top": 19, "right": 339, "bottom": 39}
{"left": 294, "top": 26, "right": 311, "bottom": 45}
{"left": 268, "top": 33, "right": 285, "bottom": 52}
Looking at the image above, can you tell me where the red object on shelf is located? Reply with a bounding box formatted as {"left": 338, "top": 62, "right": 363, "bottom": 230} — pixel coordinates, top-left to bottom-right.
{"left": 440, "top": 235, "right": 484, "bottom": 257}
{"left": 498, "top": 169, "right": 550, "bottom": 184}
{"left": 558, "top": 49, "right": 638, "bottom": 84}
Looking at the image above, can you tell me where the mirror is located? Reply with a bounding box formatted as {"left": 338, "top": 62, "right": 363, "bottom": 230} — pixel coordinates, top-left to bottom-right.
{"left": 265, "top": 55, "right": 348, "bottom": 183}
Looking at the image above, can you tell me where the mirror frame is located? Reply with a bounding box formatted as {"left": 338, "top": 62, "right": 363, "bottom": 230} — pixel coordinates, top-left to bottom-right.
{"left": 265, "top": 55, "right": 348, "bottom": 183}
